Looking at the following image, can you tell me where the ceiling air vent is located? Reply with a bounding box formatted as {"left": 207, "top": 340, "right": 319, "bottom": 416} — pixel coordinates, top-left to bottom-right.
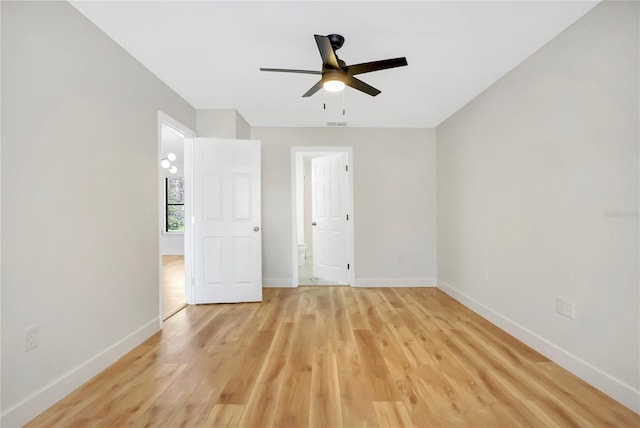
{"left": 327, "top": 122, "right": 348, "bottom": 127}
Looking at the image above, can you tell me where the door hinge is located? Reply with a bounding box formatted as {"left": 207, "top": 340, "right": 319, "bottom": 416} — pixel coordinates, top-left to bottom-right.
{"left": 345, "top": 165, "right": 349, "bottom": 172}
{"left": 347, "top": 263, "right": 350, "bottom": 270}
{"left": 346, "top": 214, "right": 349, "bottom": 221}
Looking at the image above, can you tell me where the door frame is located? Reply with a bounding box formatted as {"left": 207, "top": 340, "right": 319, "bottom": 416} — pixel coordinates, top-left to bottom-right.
{"left": 290, "top": 146, "right": 355, "bottom": 287}
{"left": 157, "top": 112, "right": 195, "bottom": 329}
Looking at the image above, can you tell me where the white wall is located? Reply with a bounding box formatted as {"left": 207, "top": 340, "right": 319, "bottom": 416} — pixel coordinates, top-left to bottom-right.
{"left": 251, "top": 127, "right": 437, "bottom": 287}
{"left": 236, "top": 111, "right": 251, "bottom": 140}
{"left": 0, "top": 2, "right": 4, "bottom": 417}
{"left": 197, "top": 109, "right": 251, "bottom": 139}
{"left": 160, "top": 233, "right": 185, "bottom": 255}
{"left": 1, "top": 2, "right": 196, "bottom": 425}
{"left": 196, "top": 109, "right": 237, "bottom": 138}
{"left": 436, "top": 0, "right": 639, "bottom": 412}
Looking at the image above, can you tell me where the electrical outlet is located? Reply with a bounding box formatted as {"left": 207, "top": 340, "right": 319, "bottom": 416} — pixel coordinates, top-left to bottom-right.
{"left": 556, "top": 296, "right": 575, "bottom": 319}
{"left": 556, "top": 296, "right": 565, "bottom": 315}
{"left": 25, "top": 325, "right": 39, "bottom": 352}
{"left": 565, "top": 300, "right": 576, "bottom": 319}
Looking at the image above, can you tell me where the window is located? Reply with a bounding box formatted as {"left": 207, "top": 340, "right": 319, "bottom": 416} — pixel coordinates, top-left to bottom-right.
{"left": 166, "top": 177, "right": 185, "bottom": 232}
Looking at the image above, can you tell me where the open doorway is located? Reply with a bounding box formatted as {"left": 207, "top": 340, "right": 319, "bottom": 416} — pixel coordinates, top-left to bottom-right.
{"left": 162, "top": 255, "right": 185, "bottom": 319}
{"left": 291, "top": 147, "right": 355, "bottom": 287}
{"left": 159, "top": 117, "right": 190, "bottom": 320}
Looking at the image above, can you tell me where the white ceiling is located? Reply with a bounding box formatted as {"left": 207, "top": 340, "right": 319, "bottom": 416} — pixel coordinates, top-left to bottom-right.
{"left": 70, "top": 1, "right": 599, "bottom": 128}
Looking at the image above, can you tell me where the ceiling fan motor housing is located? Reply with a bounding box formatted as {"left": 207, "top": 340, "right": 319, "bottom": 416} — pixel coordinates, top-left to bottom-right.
{"left": 328, "top": 34, "right": 345, "bottom": 51}
{"left": 323, "top": 69, "right": 345, "bottom": 83}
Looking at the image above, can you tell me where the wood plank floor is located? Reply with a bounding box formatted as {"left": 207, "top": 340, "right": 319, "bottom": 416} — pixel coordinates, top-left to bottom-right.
{"left": 27, "top": 287, "right": 639, "bottom": 427}
{"left": 162, "top": 255, "right": 186, "bottom": 320}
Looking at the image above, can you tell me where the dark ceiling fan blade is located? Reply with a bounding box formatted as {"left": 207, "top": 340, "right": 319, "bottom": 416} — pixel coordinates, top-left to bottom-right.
{"left": 302, "top": 80, "right": 324, "bottom": 97}
{"left": 344, "top": 75, "right": 381, "bottom": 97}
{"left": 314, "top": 35, "right": 340, "bottom": 69}
{"left": 346, "top": 57, "right": 408, "bottom": 76}
{"left": 260, "top": 68, "right": 322, "bottom": 75}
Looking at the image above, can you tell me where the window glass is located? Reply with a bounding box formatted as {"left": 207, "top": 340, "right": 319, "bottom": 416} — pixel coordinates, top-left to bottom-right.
{"left": 166, "top": 177, "right": 185, "bottom": 232}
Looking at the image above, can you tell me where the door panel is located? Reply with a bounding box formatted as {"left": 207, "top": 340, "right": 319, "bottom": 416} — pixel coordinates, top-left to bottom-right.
{"left": 233, "top": 174, "right": 251, "bottom": 219}
{"left": 204, "top": 173, "right": 223, "bottom": 220}
{"left": 204, "top": 237, "right": 224, "bottom": 285}
{"left": 312, "top": 153, "right": 349, "bottom": 284}
{"left": 193, "top": 138, "right": 262, "bottom": 303}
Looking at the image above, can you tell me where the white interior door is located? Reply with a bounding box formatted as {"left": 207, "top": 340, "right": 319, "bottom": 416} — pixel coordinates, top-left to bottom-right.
{"left": 311, "top": 153, "right": 349, "bottom": 284}
{"left": 193, "top": 138, "right": 262, "bottom": 303}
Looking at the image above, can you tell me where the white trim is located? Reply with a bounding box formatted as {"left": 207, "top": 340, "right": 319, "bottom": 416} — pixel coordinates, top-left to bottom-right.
{"left": 183, "top": 135, "right": 195, "bottom": 305}
{"left": 158, "top": 112, "right": 194, "bottom": 138}
{"left": 437, "top": 279, "right": 640, "bottom": 414}
{"left": 354, "top": 278, "right": 437, "bottom": 287}
{"left": 289, "top": 153, "right": 299, "bottom": 287}
{"left": 0, "top": 2, "right": 3, "bottom": 416}
{"left": 263, "top": 279, "right": 296, "bottom": 288}
{"left": 0, "top": 318, "right": 160, "bottom": 428}
{"left": 290, "top": 146, "right": 355, "bottom": 288}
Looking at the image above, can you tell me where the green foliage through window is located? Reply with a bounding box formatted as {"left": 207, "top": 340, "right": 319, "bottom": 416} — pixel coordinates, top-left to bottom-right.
{"left": 166, "top": 177, "right": 185, "bottom": 232}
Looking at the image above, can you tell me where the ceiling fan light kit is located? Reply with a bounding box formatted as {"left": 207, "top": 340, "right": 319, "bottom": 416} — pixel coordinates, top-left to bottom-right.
{"left": 323, "top": 78, "right": 346, "bottom": 93}
{"left": 260, "top": 34, "right": 407, "bottom": 98}
{"left": 161, "top": 152, "right": 178, "bottom": 174}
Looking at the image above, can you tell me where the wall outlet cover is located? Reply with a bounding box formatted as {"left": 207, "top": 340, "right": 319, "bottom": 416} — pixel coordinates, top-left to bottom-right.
{"left": 25, "top": 325, "right": 39, "bottom": 352}
{"left": 556, "top": 296, "right": 565, "bottom": 315}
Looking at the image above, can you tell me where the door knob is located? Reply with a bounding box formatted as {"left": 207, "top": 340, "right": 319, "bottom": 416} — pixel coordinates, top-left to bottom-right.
{"left": 311, "top": 222, "right": 317, "bottom": 226}
{"left": 253, "top": 226, "right": 260, "bottom": 232}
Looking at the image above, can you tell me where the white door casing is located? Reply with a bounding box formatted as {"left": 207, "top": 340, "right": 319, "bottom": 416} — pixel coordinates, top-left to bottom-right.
{"left": 311, "top": 153, "right": 349, "bottom": 284}
{"left": 192, "top": 138, "right": 262, "bottom": 303}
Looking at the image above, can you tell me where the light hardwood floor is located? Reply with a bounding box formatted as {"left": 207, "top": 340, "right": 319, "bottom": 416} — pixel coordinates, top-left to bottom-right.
{"left": 162, "top": 255, "right": 186, "bottom": 320}
{"left": 27, "top": 287, "right": 639, "bottom": 427}
{"left": 298, "top": 255, "right": 341, "bottom": 286}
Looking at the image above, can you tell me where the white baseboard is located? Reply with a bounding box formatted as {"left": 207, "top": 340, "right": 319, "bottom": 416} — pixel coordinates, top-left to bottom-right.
{"left": 437, "top": 280, "right": 640, "bottom": 415}
{"left": 264, "top": 279, "right": 437, "bottom": 288}
{"left": 262, "top": 279, "right": 295, "bottom": 288}
{"left": 354, "top": 278, "right": 437, "bottom": 287}
{"left": 1, "top": 318, "right": 161, "bottom": 428}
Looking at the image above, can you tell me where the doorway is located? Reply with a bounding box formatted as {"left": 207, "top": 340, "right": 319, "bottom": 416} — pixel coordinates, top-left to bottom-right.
{"left": 160, "top": 123, "right": 186, "bottom": 319}
{"left": 158, "top": 113, "right": 194, "bottom": 323}
{"left": 162, "top": 255, "right": 185, "bottom": 319}
{"left": 291, "top": 147, "right": 355, "bottom": 287}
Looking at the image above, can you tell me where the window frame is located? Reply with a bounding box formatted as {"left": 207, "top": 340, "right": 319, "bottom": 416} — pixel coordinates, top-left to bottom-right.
{"left": 165, "top": 176, "right": 185, "bottom": 233}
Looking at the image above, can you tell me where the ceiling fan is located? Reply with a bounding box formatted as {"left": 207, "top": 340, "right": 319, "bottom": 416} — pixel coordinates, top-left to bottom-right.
{"left": 260, "top": 34, "right": 408, "bottom": 97}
